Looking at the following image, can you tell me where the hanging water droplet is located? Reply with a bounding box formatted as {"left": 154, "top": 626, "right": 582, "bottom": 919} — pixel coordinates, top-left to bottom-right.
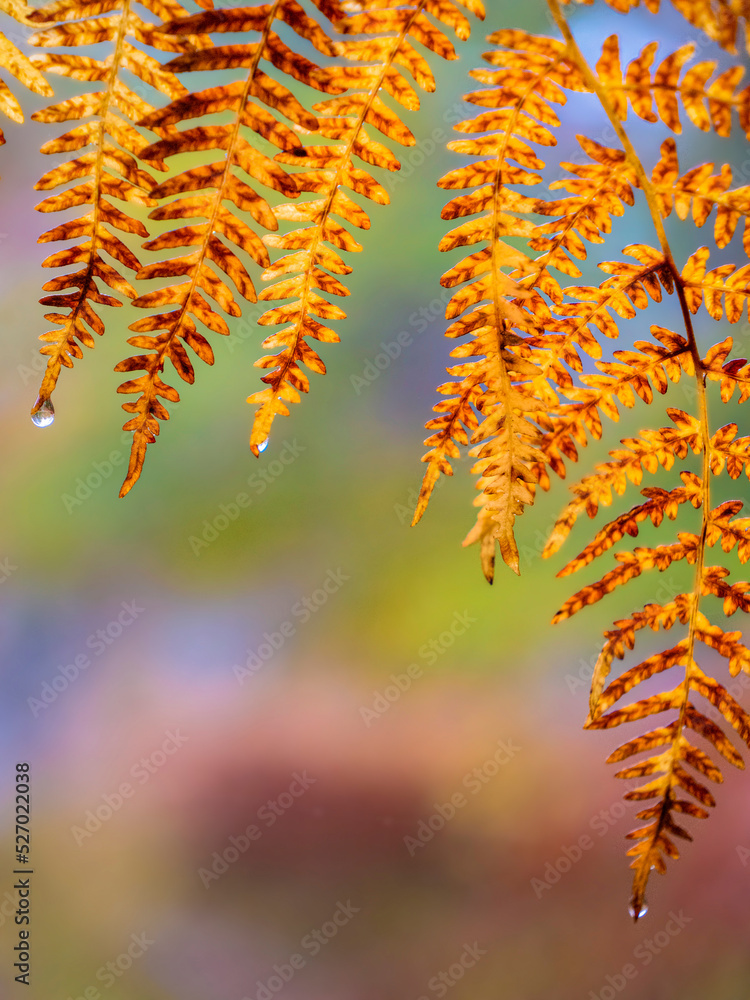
{"left": 628, "top": 900, "right": 648, "bottom": 920}
{"left": 31, "top": 398, "right": 55, "bottom": 428}
{"left": 256, "top": 437, "right": 269, "bottom": 454}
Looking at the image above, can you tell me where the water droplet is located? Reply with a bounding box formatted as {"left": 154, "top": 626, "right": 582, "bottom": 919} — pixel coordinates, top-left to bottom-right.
{"left": 256, "top": 438, "right": 269, "bottom": 454}
{"left": 628, "top": 900, "right": 648, "bottom": 920}
{"left": 31, "top": 399, "right": 55, "bottom": 428}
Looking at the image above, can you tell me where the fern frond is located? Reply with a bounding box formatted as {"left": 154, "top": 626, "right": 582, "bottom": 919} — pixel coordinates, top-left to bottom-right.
{"left": 681, "top": 245, "right": 750, "bottom": 322}
{"left": 652, "top": 138, "right": 750, "bottom": 252}
{"left": 535, "top": 0, "right": 750, "bottom": 919}
{"left": 543, "top": 408, "right": 701, "bottom": 558}
{"left": 593, "top": 36, "right": 750, "bottom": 138}
{"left": 115, "top": 0, "right": 348, "bottom": 493}
{"left": 550, "top": 332, "right": 750, "bottom": 916}
{"left": 413, "top": 27, "right": 591, "bottom": 577}
{"left": 28, "top": 0, "right": 208, "bottom": 423}
{"left": 557, "top": 473, "right": 702, "bottom": 577}
{"left": 528, "top": 136, "right": 640, "bottom": 289}
{"left": 564, "top": 1, "right": 749, "bottom": 57}
{"left": 548, "top": 245, "right": 671, "bottom": 366}
{"left": 0, "top": 0, "right": 53, "bottom": 146}
{"left": 247, "top": 0, "right": 485, "bottom": 454}
{"left": 662, "top": 0, "right": 749, "bottom": 56}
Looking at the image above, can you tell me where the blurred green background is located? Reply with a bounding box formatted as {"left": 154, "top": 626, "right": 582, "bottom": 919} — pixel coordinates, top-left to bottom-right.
{"left": 2, "top": 1, "right": 750, "bottom": 998}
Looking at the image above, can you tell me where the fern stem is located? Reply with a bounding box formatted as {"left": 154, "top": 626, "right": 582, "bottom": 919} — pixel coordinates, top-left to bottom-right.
{"left": 487, "top": 63, "right": 542, "bottom": 574}
{"left": 548, "top": 0, "right": 714, "bottom": 918}
{"left": 546, "top": 0, "right": 674, "bottom": 263}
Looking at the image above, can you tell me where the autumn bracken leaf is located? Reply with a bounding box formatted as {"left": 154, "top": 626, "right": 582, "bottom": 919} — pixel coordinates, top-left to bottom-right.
{"left": 0, "top": 0, "right": 53, "bottom": 148}
{"left": 413, "top": 0, "right": 750, "bottom": 918}
{"left": 247, "top": 0, "right": 485, "bottom": 455}
{"left": 28, "top": 0, "right": 210, "bottom": 423}
{"left": 115, "top": 0, "right": 347, "bottom": 494}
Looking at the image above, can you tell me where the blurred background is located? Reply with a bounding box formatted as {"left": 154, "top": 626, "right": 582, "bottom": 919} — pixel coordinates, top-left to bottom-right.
{"left": 2, "top": 1, "right": 750, "bottom": 998}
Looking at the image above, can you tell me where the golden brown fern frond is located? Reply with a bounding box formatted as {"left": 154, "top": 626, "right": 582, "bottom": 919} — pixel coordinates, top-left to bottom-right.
{"left": 413, "top": 27, "right": 591, "bottom": 578}
{"left": 115, "top": 0, "right": 347, "bottom": 493}
{"left": 554, "top": 432, "right": 750, "bottom": 916}
{"left": 543, "top": 411, "right": 703, "bottom": 559}
{"left": 402, "top": 0, "right": 750, "bottom": 916}
{"left": 247, "top": 0, "right": 485, "bottom": 455}
{"left": 663, "top": 0, "right": 748, "bottom": 55}
{"left": 0, "top": 0, "right": 53, "bottom": 147}
{"left": 680, "top": 245, "right": 750, "bottom": 321}
{"left": 528, "top": 136, "right": 640, "bottom": 293}
{"left": 27, "top": 0, "right": 209, "bottom": 426}
{"left": 591, "top": 35, "right": 750, "bottom": 138}
{"left": 652, "top": 138, "right": 750, "bottom": 252}
{"left": 537, "top": 0, "right": 750, "bottom": 917}
{"left": 564, "top": 0, "right": 749, "bottom": 55}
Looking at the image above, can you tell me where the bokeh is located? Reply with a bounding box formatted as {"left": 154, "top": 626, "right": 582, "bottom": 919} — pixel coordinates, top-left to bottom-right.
{"left": 2, "top": 2, "right": 750, "bottom": 998}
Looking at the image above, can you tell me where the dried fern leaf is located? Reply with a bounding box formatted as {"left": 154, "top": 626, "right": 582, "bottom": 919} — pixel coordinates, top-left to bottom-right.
{"left": 544, "top": 409, "right": 702, "bottom": 559}
{"left": 589, "top": 35, "right": 750, "bottom": 138}
{"left": 538, "top": 0, "right": 750, "bottom": 919}
{"left": 247, "top": 0, "right": 485, "bottom": 455}
{"left": 563, "top": 0, "right": 749, "bottom": 56}
{"left": 28, "top": 0, "right": 210, "bottom": 424}
{"left": 652, "top": 138, "right": 750, "bottom": 252}
{"left": 414, "top": 27, "right": 594, "bottom": 577}
{"left": 116, "top": 0, "right": 348, "bottom": 494}
{"left": 550, "top": 332, "right": 750, "bottom": 915}
{"left": 0, "top": 0, "right": 53, "bottom": 145}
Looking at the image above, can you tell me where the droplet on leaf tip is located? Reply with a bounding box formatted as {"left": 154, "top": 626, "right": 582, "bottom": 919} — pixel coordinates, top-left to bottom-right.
{"left": 256, "top": 437, "right": 269, "bottom": 454}
{"left": 628, "top": 900, "right": 648, "bottom": 920}
{"left": 31, "top": 398, "right": 55, "bottom": 428}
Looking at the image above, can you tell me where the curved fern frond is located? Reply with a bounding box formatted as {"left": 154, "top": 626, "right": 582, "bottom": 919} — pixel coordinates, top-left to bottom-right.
{"left": 555, "top": 444, "right": 750, "bottom": 915}
{"left": 116, "top": 0, "right": 343, "bottom": 494}
{"left": 28, "top": 0, "right": 209, "bottom": 423}
{"left": 247, "top": 0, "right": 485, "bottom": 454}
{"left": 539, "top": 0, "right": 750, "bottom": 917}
